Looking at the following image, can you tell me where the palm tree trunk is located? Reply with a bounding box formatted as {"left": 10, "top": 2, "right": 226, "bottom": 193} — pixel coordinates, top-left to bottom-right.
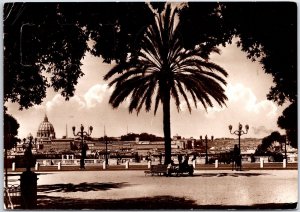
{"left": 163, "top": 89, "right": 172, "bottom": 165}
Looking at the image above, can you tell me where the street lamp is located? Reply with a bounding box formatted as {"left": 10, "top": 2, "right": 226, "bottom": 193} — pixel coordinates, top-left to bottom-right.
{"left": 103, "top": 126, "right": 112, "bottom": 166}
{"left": 284, "top": 135, "right": 288, "bottom": 164}
{"left": 104, "top": 135, "right": 109, "bottom": 165}
{"left": 200, "top": 135, "right": 214, "bottom": 164}
{"left": 72, "top": 124, "right": 93, "bottom": 169}
{"left": 228, "top": 123, "right": 249, "bottom": 170}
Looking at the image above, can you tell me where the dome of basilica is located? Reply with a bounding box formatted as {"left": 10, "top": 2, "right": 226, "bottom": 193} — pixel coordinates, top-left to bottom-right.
{"left": 37, "top": 115, "right": 56, "bottom": 139}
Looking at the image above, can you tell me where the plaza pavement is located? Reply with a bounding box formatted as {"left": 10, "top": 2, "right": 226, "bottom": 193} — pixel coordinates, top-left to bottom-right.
{"left": 7, "top": 169, "right": 298, "bottom": 209}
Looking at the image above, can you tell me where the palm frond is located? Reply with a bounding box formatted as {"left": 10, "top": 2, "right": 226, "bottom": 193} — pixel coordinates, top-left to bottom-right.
{"left": 105, "top": 3, "right": 228, "bottom": 115}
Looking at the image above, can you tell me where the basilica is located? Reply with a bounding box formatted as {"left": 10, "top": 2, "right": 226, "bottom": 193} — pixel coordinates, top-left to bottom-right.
{"left": 37, "top": 115, "right": 56, "bottom": 139}
{"left": 34, "top": 115, "right": 76, "bottom": 153}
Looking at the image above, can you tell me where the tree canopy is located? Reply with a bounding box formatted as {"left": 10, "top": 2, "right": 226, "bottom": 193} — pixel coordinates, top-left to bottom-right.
{"left": 179, "top": 2, "right": 297, "bottom": 105}
{"left": 4, "top": 2, "right": 296, "bottom": 109}
{"left": 104, "top": 4, "right": 228, "bottom": 164}
{"left": 4, "top": 110, "right": 21, "bottom": 149}
{"left": 255, "top": 131, "right": 285, "bottom": 156}
{"left": 121, "top": 133, "right": 164, "bottom": 141}
{"left": 277, "top": 102, "right": 297, "bottom": 148}
{"left": 4, "top": 2, "right": 154, "bottom": 109}
{"left": 4, "top": 2, "right": 297, "bottom": 147}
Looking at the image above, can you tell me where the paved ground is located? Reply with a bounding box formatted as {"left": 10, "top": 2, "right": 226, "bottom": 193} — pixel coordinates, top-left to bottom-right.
{"left": 6, "top": 169, "right": 298, "bottom": 209}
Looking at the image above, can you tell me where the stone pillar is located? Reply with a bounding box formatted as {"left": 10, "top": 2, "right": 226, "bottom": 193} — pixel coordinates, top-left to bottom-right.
{"left": 20, "top": 171, "right": 38, "bottom": 209}
{"left": 58, "top": 162, "right": 61, "bottom": 170}
{"left": 215, "top": 159, "right": 218, "bottom": 168}
{"left": 62, "top": 155, "right": 64, "bottom": 160}
{"left": 66, "top": 155, "right": 69, "bottom": 160}
{"left": 103, "top": 161, "right": 106, "bottom": 170}
{"left": 35, "top": 162, "right": 39, "bottom": 171}
{"left": 192, "top": 160, "right": 196, "bottom": 169}
{"left": 12, "top": 162, "right": 15, "bottom": 171}
{"left": 125, "top": 161, "right": 129, "bottom": 169}
{"left": 283, "top": 159, "right": 287, "bottom": 168}
{"left": 260, "top": 157, "right": 264, "bottom": 168}
{"left": 148, "top": 160, "right": 152, "bottom": 169}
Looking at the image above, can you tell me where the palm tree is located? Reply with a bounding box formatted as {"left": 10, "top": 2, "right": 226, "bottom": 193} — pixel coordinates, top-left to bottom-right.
{"left": 104, "top": 4, "right": 228, "bottom": 164}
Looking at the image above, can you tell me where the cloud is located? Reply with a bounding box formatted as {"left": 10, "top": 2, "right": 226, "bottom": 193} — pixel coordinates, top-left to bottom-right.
{"left": 84, "top": 83, "right": 110, "bottom": 108}
{"left": 204, "top": 105, "right": 226, "bottom": 118}
{"left": 225, "top": 83, "right": 277, "bottom": 116}
{"left": 37, "top": 83, "right": 114, "bottom": 112}
{"left": 44, "top": 94, "right": 86, "bottom": 112}
{"left": 252, "top": 125, "right": 274, "bottom": 135}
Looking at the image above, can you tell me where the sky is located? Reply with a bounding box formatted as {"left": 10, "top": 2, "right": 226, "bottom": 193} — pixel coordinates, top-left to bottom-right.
{"left": 5, "top": 38, "right": 289, "bottom": 140}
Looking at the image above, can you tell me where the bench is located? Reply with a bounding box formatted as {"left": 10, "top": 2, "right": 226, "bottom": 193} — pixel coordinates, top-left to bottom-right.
{"left": 144, "top": 164, "right": 168, "bottom": 176}
{"left": 168, "top": 164, "right": 194, "bottom": 176}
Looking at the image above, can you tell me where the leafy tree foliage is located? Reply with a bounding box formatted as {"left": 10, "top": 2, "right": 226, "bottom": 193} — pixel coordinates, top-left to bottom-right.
{"left": 178, "top": 3, "right": 233, "bottom": 51}
{"left": 4, "top": 109, "right": 21, "bottom": 149}
{"left": 4, "top": 3, "right": 86, "bottom": 108}
{"left": 180, "top": 2, "right": 297, "bottom": 105}
{"left": 5, "top": 2, "right": 296, "bottom": 109}
{"left": 277, "top": 102, "right": 297, "bottom": 148}
{"left": 104, "top": 5, "right": 228, "bottom": 164}
{"left": 4, "top": 2, "right": 153, "bottom": 109}
{"left": 255, "top": 131, "right": 284, "bottom": 155}
{"left": 180, "top": 2, "right": 297, "bottom": 148}
{"left": 221, "top": 2, "right": 297, "bottom": 105}
{"left": 120, "top": 133, "right": 163, "bottom": 141}
{"left": 98, "top": 136, "right": 119, "bottom": 142}
{"left": 4, "top": 3, "right": 297, "bottom": 149}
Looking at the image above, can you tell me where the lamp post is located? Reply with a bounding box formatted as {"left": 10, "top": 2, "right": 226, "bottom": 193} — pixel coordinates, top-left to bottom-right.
{"left": 284, "top": 135, "right": 288, "bottom": 164}
{"left": 103, "top": 126, "right": 111, "bottom": 166}
{"left": 104, "top": 136, "right": 109, "bottom": 165}
{"left": 228, "top": 123, "right": 249, "bottom": 170}
{"left": 72, "top": 124, "right": 93, "bottom": 169}
{"left": 200, "top": 135, "right": 213, "bottom": 164}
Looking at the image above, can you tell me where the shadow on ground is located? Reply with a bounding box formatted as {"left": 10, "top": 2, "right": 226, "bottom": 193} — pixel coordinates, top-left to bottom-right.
{"left": 38, "top": 182, "right": 130, "bottom": 193}
{"left": 35, "top": 195, "right": 297, "bottom": 209}
{"left": 192, "top": 172, "right": 270, "bottom": 178}
{"left": 165, "top": 172, "right": 271, "bottom": 178}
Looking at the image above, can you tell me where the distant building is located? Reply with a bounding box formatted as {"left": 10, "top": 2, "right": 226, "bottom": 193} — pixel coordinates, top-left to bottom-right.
{"left": 37, "top": 115, "right": 56, "bottom": 139}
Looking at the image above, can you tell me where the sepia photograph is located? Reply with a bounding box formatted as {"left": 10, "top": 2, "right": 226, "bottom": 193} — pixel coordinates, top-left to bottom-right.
{"left": 3, "top": 1, "right": 298, "bottom": 210}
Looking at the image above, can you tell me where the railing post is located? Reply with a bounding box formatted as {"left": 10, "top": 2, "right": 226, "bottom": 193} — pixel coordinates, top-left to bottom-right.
{"left": 283, "top": 158, "right": 287, "bottom": 168}
{"left": 148, "top": 160, "right": 152, "bottom": 169}
{"left": 20, "top": 171, "right": 38, "bottom": 209}
{"left": 215, "top": 159, "right": 218, "bottom": 168}
{"left": 125, "top": 161, "right": 129, "bottom": 169}
{"left": 260, "top": 157, "right": 264, "bottom": 168}
{"left": 35, "top": 162, "right": 39, "bottom": 171}
{"left": 103, "top": 161, "right": 106, "bottom": 170}
{"left": 12, "top": 162, "right": 15, "bottom": 171}
{"left": 193, "top": 160, "right": 196, "bottom": 169}
{"left": 58, "top": 162, "right": 61, "bottom": 170}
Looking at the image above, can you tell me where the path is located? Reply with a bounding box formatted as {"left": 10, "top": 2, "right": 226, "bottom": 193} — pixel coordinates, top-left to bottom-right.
{"left": 6, "top": 169, "right": 298, "bottom": 209}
